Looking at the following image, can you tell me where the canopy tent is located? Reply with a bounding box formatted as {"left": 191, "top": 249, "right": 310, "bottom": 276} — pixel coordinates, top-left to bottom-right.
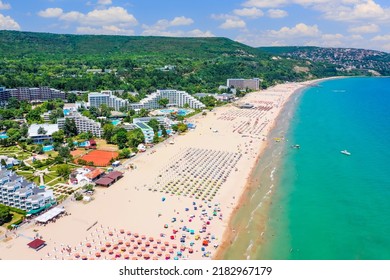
{"left": 34, "top": 207, "right": 65, "bottom": 223}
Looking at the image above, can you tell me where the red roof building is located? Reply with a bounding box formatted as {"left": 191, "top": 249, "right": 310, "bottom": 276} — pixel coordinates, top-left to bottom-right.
{"left": 27, "top": 239, "right": 46, "bottom": 251}
{"left": 106, "top": 171, "right": 123, "bottom": 181}
{"left": 95, "top": 177, "right": 115, "bottom": 187}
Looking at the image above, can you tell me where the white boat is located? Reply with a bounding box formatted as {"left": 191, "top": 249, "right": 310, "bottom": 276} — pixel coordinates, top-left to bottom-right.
{"left": 340, "top": 150, "right": 351, "bottom": 156}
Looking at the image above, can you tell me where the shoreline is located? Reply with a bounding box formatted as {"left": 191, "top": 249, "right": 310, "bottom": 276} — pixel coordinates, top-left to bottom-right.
{"left": 0, "top": 77, "right": 341, "bottom": 261}
{"left": 214, "top": 77, "right": 339, "bottom": 260}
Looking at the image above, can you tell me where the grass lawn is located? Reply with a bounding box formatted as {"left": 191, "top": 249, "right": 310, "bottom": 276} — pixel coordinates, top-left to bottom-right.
{"left": 44, "top": 173, "right": 58, "bottom": 183}
{"left": 47, "top": 177, "right": 66, "bottom": 186}
{"left": 2, "top": 212, "right": 24, "bottom": 229}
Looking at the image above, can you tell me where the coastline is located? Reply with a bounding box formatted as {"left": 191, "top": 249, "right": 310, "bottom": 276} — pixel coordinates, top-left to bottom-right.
{"left": 214, "top": 77, "right": 340, "bottom": 260}
{"left": 0, "top": 77, "right": 340, "bottom": 261}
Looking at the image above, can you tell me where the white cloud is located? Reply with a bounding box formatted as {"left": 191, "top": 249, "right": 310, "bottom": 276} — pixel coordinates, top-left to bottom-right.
{"left": 267, "top": 9, "right": 288, "bottom": 18}
{"left": 233, "top": 7, "right": 264, "bottom": 18}
{"left": 142, "top": 16, "right": 194, "bottom": 33}
{"left": 0, "top": 1, "right": 10, "bottom": 10}
{"left": 40, "top": 6, "right": 138, "bottom": 29}
{"left": 269, "top": 23, "right": 320, "bottom": 38}
{"left": 141, "top": 28, "right": 214, "bottom": 37}
{"left": 0, "top": 13, "right": 20, "bottom": 30}
{"left": 321, "top": 0, "right": 390, "bottom": 22}
{"left": 372, "top": 34, "right": 390, "bottom": 41}
{"left": 243, "top": 0, "right": 287, "bottom": 8}
{"left": 169, "top": 16, "right": 194, "bottom": 26}
{"left": 98, "top": 0, "right": 112, "bottom": 5}
{"left": 348, "top": 23, "right": 379, "bottom": 34}
{"left": 219, "top": 18, "right": 247, "bottom": 29}
{"left": 76, "top": 25, "right": 134, "bottom": 35}
{"left": 382, "top": 43, "right": 390, "bottom": 51}
{"left": 38, "top": 8, "right": 64, "bottom": 18}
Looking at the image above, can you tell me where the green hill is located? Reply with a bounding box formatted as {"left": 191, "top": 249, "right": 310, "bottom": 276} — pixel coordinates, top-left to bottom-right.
{"left": 259, "top": 46, "right": 390, "bottom": 76}
{"left": 0, "top": 31, "right": 354, "bottom": 92}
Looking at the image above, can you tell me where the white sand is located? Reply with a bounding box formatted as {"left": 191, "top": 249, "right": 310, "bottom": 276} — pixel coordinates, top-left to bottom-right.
{"left": 0, "top": 80, "right": 322, "bottom": 260}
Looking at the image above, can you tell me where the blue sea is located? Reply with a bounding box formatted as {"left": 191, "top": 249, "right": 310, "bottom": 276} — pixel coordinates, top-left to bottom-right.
{"left": 221, "top": 77, "right": 390, "bottom": 260}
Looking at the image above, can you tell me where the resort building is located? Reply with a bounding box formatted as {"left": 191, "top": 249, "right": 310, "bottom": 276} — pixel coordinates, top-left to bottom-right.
{"left": 88, "top": 91, "right": 128, "bottom": 111}
{"left": 28, "top": 124, "right": 59, "bottom": 144}
{"left": 0, "top": 169, "right": 55, "bottom": 212}
{"left": 3, "top": 86, "right": 66, "bottom": 102}
{"left": 0, "top": 86, "right": 9, "bottom": 105}
{"left": 227, "top": 78, "right": 260, "bottom": 91}
{"left": 135, "top": 122, "right": 154, "bottom": 144}
{"left": 133, "top": 117, "right": 172, "bottom": 129}
{"left": 57, "top": 112, "right": 103, "bottom": 138}
{"left": 131, "top": 90, "right": 205, "bottom": 110}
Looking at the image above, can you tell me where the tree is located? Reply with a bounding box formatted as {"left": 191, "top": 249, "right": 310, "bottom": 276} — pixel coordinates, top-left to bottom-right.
{"left": 103, "top": 123, "right": 115, "bottom": 142}
{"left": 183, "top": 103, "right": 190, "bottom": 108}
{"left": 56, "top": 164, "right": 71, "bottom": 179}
{"left": 0, "top": 204, "right": 11, "bottom": 226}
{"left": 147, "top": 119, "right": 159, "bottom": 133}
{"left": 138, "top": 108, "right": 149, "bottom": 117}
{"left": 67, "top": 138, "right": 75, "bottom": 150}
{"left": 200, "top": 95, "right": 217, "bottom": 108}
{"left": 153, "top": 133, "right": 159, "bottom": 143}
{"left": 58, "top": 146, "right": 71, "bottom": 160}
{"left": 158, "top": 98, "right": 169, "bottom": 108}
{"left": 127, "top": 128, "right": 145, "bottom": 148}
{"left": 160, "top": 125, "right": 168, "bottom": 138}
{"left": 52, "top": 130, "right": 65, "bottom": 144}
{"left": 6, "top": 128, "right": 21, "bottom": 143}
{"left": 1, "top": 158, "right": 6, "bottom": 167}
{"left": 64, "top": 118, "right": 77, "bottom": 137}
{"left": 100, "top": 104, "right": 111, "bottom": 118}
{"left": 177, "top": 123, "right": 188, "bottom": 133}
{"left": 116, "top": 128, "right": 128, "bottom": 149}
{"left": 67, "top": 92, "right": 77, "bottom": 103}
{"left": 26, "top": 109, "right": 43, "bottom": 123}
{"left": 119, "top": 148, "right": 131, "bottom": 159}
{"left": 37, "top": 127, "right": 47, "bottom": 135}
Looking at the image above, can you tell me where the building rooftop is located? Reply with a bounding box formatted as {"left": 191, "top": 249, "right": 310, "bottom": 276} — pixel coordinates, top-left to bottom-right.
{"left": 135, "top": 122, "right": 153, "bottom": 130}
{"left": 95, "top": 177, "right": 114, "bottom": 186}
{"left": 28, "top": 124, "right": 59, "bottom": 137}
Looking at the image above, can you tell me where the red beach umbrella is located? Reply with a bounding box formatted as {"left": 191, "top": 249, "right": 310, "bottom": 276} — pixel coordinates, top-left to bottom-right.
{"left": 144, "top": 254, "right": 150, "bottom": 260}
{"left": 86, "top": 243, "right": 91, "bottom": 248}
{"left": 161, "top": 246, "right": 166, "bottom": 251}
{"left": 74, "top": 253, "right": 80, "bottom": 259}
{"left": 132, "top": 257, "right": 138, "bottom": 260}
{"left": 125, "top": 242, "right": 131, "bottom": 247}
{"left": 126, "top": 231, "right": 132, "bottom": 236}
{"left": 95, "top": 252, "right": 101, "bottom": 258}
{"left": 124, "top": 254, "right": 129, "bottom": 259}
{"left": 120, "top": 229, "right": 125, "bottom": 234}
{"left": 165, "top": 254, "right": 171, "bottom": 260}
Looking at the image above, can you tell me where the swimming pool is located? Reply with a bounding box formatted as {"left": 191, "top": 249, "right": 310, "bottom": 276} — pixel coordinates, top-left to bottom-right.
{"left": 43, "top": 145, "right": 54, "bottom": 152}
{"left": 79, "top": 141, "right": 89, "bottom": 147}
{"left": 111, "top": 119, "right": 121, "bottom": 126}
{"left": 158, "top": 129, "right": 172, "bottom": 137}
{"left": 158, "top": 108, "right": 193, "bottom": 116}
{"left": 0, "top": 134, "right": 8, "bottom": 139}
{"left": 63, "top": 109, "right": 71, "bottom": 116}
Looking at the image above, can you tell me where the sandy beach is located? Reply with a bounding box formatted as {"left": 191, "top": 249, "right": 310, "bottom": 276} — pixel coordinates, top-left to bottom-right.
{"left": 0, "top": 79, "right": 323, "bottom": 260}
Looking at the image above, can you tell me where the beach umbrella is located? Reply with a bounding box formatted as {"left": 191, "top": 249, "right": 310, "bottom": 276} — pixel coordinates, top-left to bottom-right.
{"left": 149, "top": 237, "right": 154, "bottom": 242}
{"left": 137, "top": 252, "right": 142, "bottom": 257}
{"left": 141, "top": 235, "right": 146, "bottom": 240}
{"left": 74, "top": 253, "right": 80, "bottom": 259}
{"left": 105, "top": 242, "right": 111, "bottom": 247}
{"left": 120, "top": 229, "right": 125, "bottom": 234}
{"left": 149, "top": 248, "right": 154, "bottom": 254}
{"left": 125, "top": 242, "right": 131, "bottom": 247}
{"left": 81, "top": 255, "right": 88, "bottom": 260}
{"left": 157, "top": 251, "right": 162, "bottom": 256}
{"left": 121, "top": 247, "right": 126, "bottom": 252}
{"left": 126, "top": 231, "right": 132, "bottom": 236}
{"left": 115, "top": 252, "right": 121, "bottom": 258}
{"left": 162, "top": 197, "right": 166, "bottom": 202}
{"left": 161, "top": 246, "right": 166, "bottom": 251}
{"left": 145, "top": 242, "right": 150, "bottom": 247}
{"left": 113, "top": 244, "right": 118, "bottom": 250}
{"left": 133, "top": 245, "right": 139, "bottom": 250}
{"left": 174, "top": 257, "right": 179, "bottom": 260}
{"left": 144, "top": 254, "right": 150, "bottom": 260}
{"left": 153, "top": 244, "right": 158, "bottom": 249}
{"left": 132, "top": 257, "right": 138, "bottom": 260}
{"left": 170, "top": 235, "right": 175, "bottom": 240}
{"left": 108, "top": 231, "right": 113, "bottom": 236}
{"left": 118, "top": 240, "right": 124, "bottom": 245}
{"left": 165, "top": 254, "right": 171, "bottom": 260}
{"left": 188, "top": 248, "right": 194, "bottom": 254}
{"left": 141, "top": 246, "right": 146, "bottom": 252}
{"left": 190, "top": 242, "right": 194, "bottom": 246}
{"left": 108, "top": 250, "right": 114, "bottom": 255}
{"left": 100, "top": 247, "right": 106, "bottom": 252}
{"left": 134, "top": 233, "right": 139, "bottom": 238}
{"left": 124, "top": 254, "right": 129, "bottom": 260}
{"left": 86, "top": 243, "right": 91, "bottom": 248}
{"left": 137, "top": 239, "right": 142, "bottom": 245}
{"left": 95, "top": 252, "right": 101, "bottom": 258}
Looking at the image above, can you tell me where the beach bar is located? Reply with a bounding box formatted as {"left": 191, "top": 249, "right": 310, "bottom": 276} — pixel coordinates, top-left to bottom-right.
{"left": 27, "top": 239, "right": 46, "bottom": 251}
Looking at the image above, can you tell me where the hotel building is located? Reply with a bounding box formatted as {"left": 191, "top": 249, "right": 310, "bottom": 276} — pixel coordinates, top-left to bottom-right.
{"left": 88, "top": 91, "right": 128, "bottom": 111}
{"left": 57, "top": 112, "right": 103, "bottom": 138}
{"left": 28, "top": 124, "right": 59, "bottom": 144}
{"left": 3, "top": 87, "right": 66, "bottom": 102}
{"left": 227, "top": 78, "right": 260, "bottom": 91}
{"left": 0, "top": 169, "right": 55, "bottom": 212}
{"left": 131, "top": 90, "right": 206, "bottom": 110}
{"left": 134, "top": 122, "right": 154, "bottom": 144}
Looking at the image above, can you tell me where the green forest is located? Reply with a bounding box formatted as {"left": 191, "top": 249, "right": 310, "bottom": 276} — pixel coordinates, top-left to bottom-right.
{"left": 0, "top": 31, "right": 351, "bottom": 94}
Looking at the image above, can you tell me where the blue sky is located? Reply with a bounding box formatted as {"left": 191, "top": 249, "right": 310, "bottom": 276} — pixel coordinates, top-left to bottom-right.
{"left": 1, "top": 0, "right": 390, "bottom": 51}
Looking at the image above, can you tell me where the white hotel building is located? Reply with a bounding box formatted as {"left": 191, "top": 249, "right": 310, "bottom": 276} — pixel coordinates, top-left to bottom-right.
{"left": 57, "top": 112, "right": 103, "bottom": 138}
{"left": 227, "top": 78, "right": 260, "bottom": 91}
{"left": 131, "top": 90, "right": 206, "bottom": 110}
{"left": 88, "top": 91, "right": 128, "bottom": 111}
{"left": 0, "top": 169, "right": 55, "bottom": 212}
{"left": 88, "top": 89, "right": 205, "bottom": 112}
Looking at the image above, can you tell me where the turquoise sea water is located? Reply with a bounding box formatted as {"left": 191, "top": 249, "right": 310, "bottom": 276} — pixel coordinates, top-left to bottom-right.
{"left": 260, "top": 77, "right": 390, "bottom": 260}
{"left": 222, "top": 77, "right": 390, "bottom": 260}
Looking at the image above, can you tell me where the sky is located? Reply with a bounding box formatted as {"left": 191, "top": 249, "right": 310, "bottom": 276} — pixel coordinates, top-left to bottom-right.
{"left": 1, "top": 0, "right": 390, "bottom": 52}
